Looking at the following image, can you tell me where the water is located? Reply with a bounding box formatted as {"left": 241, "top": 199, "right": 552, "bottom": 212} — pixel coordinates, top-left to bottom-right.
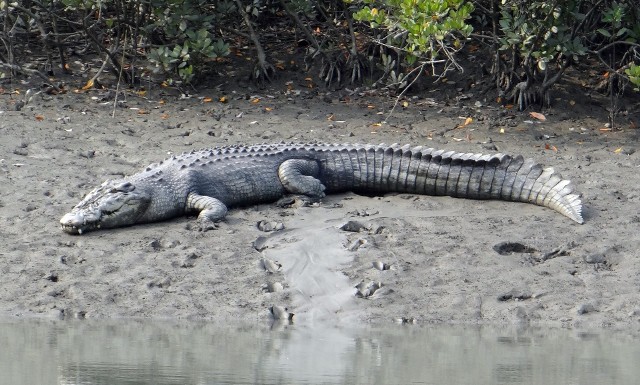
{"left": 1, "top": 319, "right": 639, "bottom": 385}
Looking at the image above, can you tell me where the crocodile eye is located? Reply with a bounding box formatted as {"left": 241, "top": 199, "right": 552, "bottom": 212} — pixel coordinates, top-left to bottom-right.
{"left": 114, "top": 182, "right": 135, "bottom": 192}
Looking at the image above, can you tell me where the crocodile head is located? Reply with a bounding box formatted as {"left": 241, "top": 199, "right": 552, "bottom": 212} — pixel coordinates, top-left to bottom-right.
{"left": 60, "top": 180, "right": 151, "bottom": 234}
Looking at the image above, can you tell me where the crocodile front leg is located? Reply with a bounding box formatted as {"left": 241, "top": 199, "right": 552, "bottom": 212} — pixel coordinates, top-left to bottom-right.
{"left": 278, "top": 159, "right": 326, "bottom": 198}
{"left": 186, "top": 192, "right": 228, "bottom": 230}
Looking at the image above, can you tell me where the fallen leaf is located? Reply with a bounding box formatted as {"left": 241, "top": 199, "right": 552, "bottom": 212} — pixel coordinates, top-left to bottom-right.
{"left": 402, "top": 101, "right": 409, "bottom": 108}
{"left": 599, "top": 127, "right": 612, "bottom": 132}
{"left": 265, "top": 107, "right": 273, "bottom": 112}
{"left": 219, "top": 96, "right": 227, "bottom": 103}
{"left": 614, "top": 147, "right": 623, "bottom": 153}
{"left": 371, "top": 122, "right": 382, "bottom": 127}
{"left": 35, "top": 115, "right": 44, "bottom": 121}
{"left": 137, "top": 90, "right": 147, "bottom": 97}
{"left": 161, "top": 113, "right": 169, "bottom": 119}
{"left": 530, "top": 112, "right": 546, "bottom": 121}
{"left": 569, "top": 100, "right": 576, "bottom": 106}
{"left": 251, "top": 98, "right": 261, "bottom": 104}
{"left": 499, "top": 128, "right": 505, "bottom": 134}
{"left": 275, "top": 62, "right": 285, "bottom": 70}
{"left": 327, "top": 114, "right": 335, "bottom": 121}
{"left": 455, "top": 117, "right": 473, "bottom": 129}
{"left": 505, "top": 104, "right": 514, "bottom": 109}
{"left": 545, "top": 143, "right": 558, "bottom": 152}
{"left": 203, "top": 97, "right": 213, "bottom": 103}
{"left": 158, "top": 99, "right": 166, "bottom": 105}
{"left": 81, "top": 79, "right": 94, "bottom": 90}
{"left": 137, "top": 109, "right": 149, "bottom": 115}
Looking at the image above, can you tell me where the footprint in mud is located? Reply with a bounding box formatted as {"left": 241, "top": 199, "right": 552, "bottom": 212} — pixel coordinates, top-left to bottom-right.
{"left": 171, "top": 252, "right": 200, "bottom": 268}
{"left": 355, "top": 281, "right": 384, "bottom": 298}
{"left": 372, "top": 261, "right": 392, "bottom": 271}
{"left": 493, "top": 242, "right": 537, "bottom": 255}
{"left": 257, "top": 220, "right": 284, "bottom": 232}
{"left": 262, "top": 282, "right": 284, "bottom": 293}
{"left": 260, "top": 257, "right": 282, "bottom": 273}
{"left": 269, "top": 305, "right": 294, "bottom": 321}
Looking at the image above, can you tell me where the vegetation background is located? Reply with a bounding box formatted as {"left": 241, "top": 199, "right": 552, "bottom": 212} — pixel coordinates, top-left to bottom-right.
{"left": 3, "top": 0, "right": 639, "bottom": 120}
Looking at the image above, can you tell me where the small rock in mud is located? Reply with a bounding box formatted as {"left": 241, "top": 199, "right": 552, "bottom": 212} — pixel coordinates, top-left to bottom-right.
{"left": 340, "top": 220, "right": 367, "bottom": 232}
{"left": 257, "top": 220, "right": 284, "bottom": 232}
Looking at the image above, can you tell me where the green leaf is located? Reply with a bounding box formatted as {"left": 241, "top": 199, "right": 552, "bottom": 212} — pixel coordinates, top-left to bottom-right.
{"left": 616, "top": 27, "right": 629, "bottom": 37}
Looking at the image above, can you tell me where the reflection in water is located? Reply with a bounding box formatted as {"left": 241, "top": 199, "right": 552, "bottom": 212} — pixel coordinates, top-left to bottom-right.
{"left": 1, "top": 319, "right": 639, "bottom": 385}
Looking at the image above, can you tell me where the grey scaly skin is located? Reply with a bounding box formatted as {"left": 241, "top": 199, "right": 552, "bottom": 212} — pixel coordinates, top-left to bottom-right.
{"left": 60, "top": 142, "right": 583, "bottom": 234}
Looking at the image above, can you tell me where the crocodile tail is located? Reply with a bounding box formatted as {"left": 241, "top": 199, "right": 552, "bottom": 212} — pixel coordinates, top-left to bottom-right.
{"left": 446, "top": 152, "right": 583, "bottom": 224}
{"left": 328, "top": 144, "right": 583, "bottom": 224}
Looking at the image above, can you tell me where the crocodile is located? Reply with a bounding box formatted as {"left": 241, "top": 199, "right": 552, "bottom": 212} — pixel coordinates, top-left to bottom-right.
{"left": 60, "top": 142, "right": 583, "bottom": 234}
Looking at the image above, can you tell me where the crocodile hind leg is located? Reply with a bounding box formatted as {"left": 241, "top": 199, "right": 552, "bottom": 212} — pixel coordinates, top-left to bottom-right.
{"left": 186, "top": 192, "right": 228, "bottom": 230}
{"left": 277, "top": 159, "right": 326, "bottom": 206}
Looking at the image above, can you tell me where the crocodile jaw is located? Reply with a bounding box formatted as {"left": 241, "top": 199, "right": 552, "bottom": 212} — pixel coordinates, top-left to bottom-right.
{"left": 60, "top": 180, "right": 150, "bottom": 235}
{"left": 60, "top": 209, "right": 102, "bottom": 234}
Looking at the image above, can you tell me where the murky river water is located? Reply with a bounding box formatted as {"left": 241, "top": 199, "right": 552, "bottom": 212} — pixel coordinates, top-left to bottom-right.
{"left": 1, "top": 319, "right": 639, "bottom": 385}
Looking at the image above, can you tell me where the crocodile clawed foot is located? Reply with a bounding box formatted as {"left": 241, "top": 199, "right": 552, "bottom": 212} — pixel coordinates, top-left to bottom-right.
{"left": 188, "top": 218, "right": 221, "bottom": 232}
{"left": 276, "top": 195, "right": 321, "bottom": 208}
